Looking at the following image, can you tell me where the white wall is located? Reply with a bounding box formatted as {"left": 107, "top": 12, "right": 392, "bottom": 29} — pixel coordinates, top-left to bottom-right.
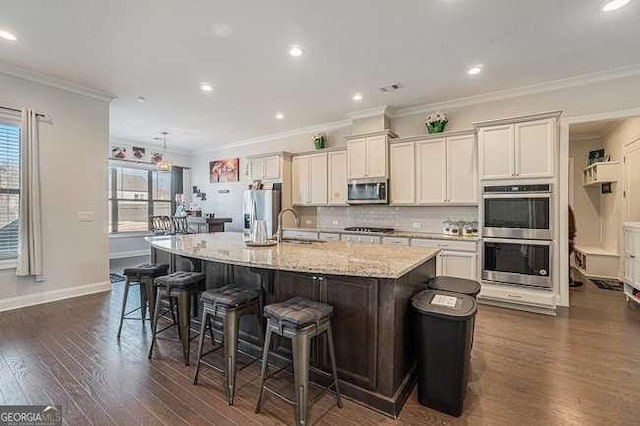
{"left": 0, "top": 72, "right": 111, "bottom": 310}
{"left": 569, "top": 137, "right": 604, "bottom": 247}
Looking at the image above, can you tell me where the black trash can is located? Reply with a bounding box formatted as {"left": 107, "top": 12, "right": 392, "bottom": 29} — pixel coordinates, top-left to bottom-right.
{"left": 411, "top": 289, "right": 477, "bottom": 417}
{"left": 427, "top": 276, "right": 481, "bottom": 299}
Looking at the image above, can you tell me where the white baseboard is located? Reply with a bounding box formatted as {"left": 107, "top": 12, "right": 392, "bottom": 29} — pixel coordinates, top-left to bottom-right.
{"left": 0, "top": 281, "right": 111, "bottom": 313}
{"left": 109, "top": 250, "right": 150, "bottom": 260}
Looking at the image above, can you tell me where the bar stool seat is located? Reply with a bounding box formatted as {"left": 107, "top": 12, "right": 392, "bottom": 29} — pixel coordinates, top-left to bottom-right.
{"left": 117, "top": 263, "right": 169, "bottom": 339}
{"left": 201, "top": 284, "right": 261, "bottom": 307}
{"left": 256, "top": 297, "right": 342, "bottom": 426}
{"left": 148, "top": 271, "right": 205, "bottom": 366}
{"left": 193, "top": 284, "right": 264, "bottom": 405}
{"left": 264, "top": 297, "right": 334, "bottom": 328}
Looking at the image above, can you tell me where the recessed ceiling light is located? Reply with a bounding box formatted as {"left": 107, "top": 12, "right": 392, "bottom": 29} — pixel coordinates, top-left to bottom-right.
{"left": 602, "top": 0, "right": 630, "bottom": 11}
{"left": 0, "top": 30, "right": 17, "bottom": 41}
{"left": 288, "top": 45, "right": 304, "bottom": 57}
{"left": 137, "top": 96, "right": 146, "bottom": 103}
{"left": 352, "top": 93, "right": 363, "bottom": 102}
{"left": 213, "top": 24, "right": 233, "bottom": 37}
{"left": 200, "top": 82, "right": 213, "bottom": 92}
{"left": 467, "top": 65, "right": 483, "bottom": 75}
{"left": 275, "top": 112, "right": 284, "bottom": 120}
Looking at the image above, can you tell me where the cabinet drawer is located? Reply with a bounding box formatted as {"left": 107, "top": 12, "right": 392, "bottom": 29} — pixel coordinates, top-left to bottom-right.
{"left": 318, "top": 232, "right": 341, "bottom": 241}
{"left": 282, "top": 230, "right": 318, "bottom": 240}
{"left": 479, "top": 283, "right": 555, "bottom": 308}
{"left": 341, "top": 234, "right": 381, "bottom": 244}
{"left": 381, "top": 237, "right": 410, "bottom": 246}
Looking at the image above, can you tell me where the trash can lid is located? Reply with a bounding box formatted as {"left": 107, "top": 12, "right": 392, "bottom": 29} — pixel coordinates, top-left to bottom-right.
{"left": 411, "top": 290, "right": 477, "bottom": 320}
{"left": 428, "top": 276, "right": 481, "bottom": 297}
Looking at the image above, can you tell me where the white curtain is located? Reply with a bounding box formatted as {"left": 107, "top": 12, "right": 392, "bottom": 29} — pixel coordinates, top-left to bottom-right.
{"left": 16, "top": 109, "right": 43, "bottom": 276}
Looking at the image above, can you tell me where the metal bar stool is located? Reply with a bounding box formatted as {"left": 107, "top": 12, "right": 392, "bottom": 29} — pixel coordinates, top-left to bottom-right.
{"left": 148, "top": 271, "right": 205, "bottom": 365}
{"left": 117, "top": 263, "right": 169, "bottom": 338}
{"left": 192, "top": 284, "right": 265, "bottom": 405}
{"left": 255, "top": 297, "right": 342, "bottom": 426}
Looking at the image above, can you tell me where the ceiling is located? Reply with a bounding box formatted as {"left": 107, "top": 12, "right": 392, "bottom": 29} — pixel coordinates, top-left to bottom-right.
{"left": 1, "top": 0, "right": 639, "bottom": 151}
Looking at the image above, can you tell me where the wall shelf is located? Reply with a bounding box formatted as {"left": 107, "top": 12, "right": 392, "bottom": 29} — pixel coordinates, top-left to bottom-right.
{"left": 582, "top": 161, "right": 620, "bottom": 187}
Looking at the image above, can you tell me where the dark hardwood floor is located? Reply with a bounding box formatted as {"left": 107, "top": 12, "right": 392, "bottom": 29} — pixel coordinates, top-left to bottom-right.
{"left": 1, "top": 279, "right": 639, "bottom": 425}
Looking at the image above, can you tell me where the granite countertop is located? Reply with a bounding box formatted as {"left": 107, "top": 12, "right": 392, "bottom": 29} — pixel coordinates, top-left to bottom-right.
{"left": 283, "top": 227, "right": 481, "bottom": 242}
{"left": 147, "top": 232, "right": 439, "bottom": 279}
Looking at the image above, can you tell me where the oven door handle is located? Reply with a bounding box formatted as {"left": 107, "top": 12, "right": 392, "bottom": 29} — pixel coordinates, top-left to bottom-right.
{"left": 482, "top": 193, "right": 552, "bottom": 199}
{"left": 483, "top": 237, "right": 552, "bottom": 246}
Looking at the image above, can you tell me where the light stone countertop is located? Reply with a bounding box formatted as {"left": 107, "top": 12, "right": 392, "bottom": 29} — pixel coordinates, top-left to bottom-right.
{"left": 283, "top": 227, "right": 481, "bottom": 242}
{"left": 147, "top": 232, "right": 439, "bottom": 279}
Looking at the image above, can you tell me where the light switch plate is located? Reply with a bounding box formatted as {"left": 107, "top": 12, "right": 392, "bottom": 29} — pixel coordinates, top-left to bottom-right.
{"left": 332, "top": 220, "right": 339, "bottom": 225}
{"left": 305, "top": 219, "right": 313, "bottom": 225}
{"left": 412, "top": 222, "right": 422, "bottom": 229}
{"left": 78, "top": 211, "right": 95, "bottom": 222}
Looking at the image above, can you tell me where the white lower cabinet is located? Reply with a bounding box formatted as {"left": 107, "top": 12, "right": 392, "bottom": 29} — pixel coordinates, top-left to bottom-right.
{"left": 318, "top": 232, "right": 341, "bottom": 241}
{"left": 381, "top": 236, "right": 410, "bottom": 246}
{"left": 282, "top": 230, "right": 318, "bottom": 240}
{"left": 411, "top": 238, "right": 478, "bottom": 280}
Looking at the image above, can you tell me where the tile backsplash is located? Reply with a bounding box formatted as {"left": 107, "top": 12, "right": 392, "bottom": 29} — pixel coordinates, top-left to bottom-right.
{"left": 316, "top": 206, "right": 478, "bottom": 233}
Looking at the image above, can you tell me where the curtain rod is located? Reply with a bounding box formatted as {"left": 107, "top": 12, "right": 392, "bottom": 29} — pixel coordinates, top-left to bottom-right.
{"left": 1, "top": 105, "right": 49, "bottom": 119}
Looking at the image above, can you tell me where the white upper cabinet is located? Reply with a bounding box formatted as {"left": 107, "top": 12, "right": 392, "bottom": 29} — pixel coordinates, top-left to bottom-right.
{"left": 478, "top": 117, "right": 556, "bottom": 180}
{"left": 347, "top": 133, "right": 390, "bottom": 179}
{"left": 250, "top": 155, "right": 281, "bottom": 181}
{"left": 292, "top": 156, "right": 310, "bottom": 205}
{"left": 390, "top": 132, "right": 478, "bottom": 206}
{"left": 514, "top": 119, "right": 555, "bottom": 179}
{"left": 292, "top": 153, "right": 327, "bottom": 206}
{"left": 389, "top": 142, "right": 416, "bottom": 204}
{"left": 328, "top": 150, "right": 347, "bottom": 205}
{"left": 347, "top": 138, "right": 367, "bottom": 178}
{"left": 478, "top": 124, "right": 514, "bottom": 180}
{"left": 446, "top": 134, "right": 478, "bottom": 204}
{"left": 309, "top": 153, "right": 328, "bottom": 204}
{"left": 416, "top": 138, "right": 446, "bottom": 204}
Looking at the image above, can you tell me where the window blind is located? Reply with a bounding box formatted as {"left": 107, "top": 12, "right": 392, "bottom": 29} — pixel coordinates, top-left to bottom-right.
{"left": 0, "top": 122, "right": 20, "bottom": 260}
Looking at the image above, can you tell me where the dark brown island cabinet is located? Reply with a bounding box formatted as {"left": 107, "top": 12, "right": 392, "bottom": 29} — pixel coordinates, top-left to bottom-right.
{"left": 149, "top": 232, "right": 438, "bottom": 417}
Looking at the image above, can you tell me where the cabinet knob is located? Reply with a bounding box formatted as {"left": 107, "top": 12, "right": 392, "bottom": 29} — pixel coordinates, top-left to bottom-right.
{"left": 318, "top": 276, "right": 325, "bottom": 281}
{"left": 312, "top": 276, "right": 318, "bottom": 280}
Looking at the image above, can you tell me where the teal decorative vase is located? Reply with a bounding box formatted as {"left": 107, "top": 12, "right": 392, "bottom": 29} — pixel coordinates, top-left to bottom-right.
{"left": 426, "top": 120, "right": 448, "bottom": 134}
{"left": 313, "top": 135, "right": 326, "bottom": 149}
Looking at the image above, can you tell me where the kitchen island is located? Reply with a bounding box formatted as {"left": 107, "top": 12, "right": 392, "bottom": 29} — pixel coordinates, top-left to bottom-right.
{"left": 148, "top": 232, "right": 438, "bottom": 417}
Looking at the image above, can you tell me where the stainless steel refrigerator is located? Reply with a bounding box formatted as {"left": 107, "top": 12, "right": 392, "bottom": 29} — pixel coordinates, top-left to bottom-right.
{"left": 243, "top": 190, "right": 281, "bottom": 238}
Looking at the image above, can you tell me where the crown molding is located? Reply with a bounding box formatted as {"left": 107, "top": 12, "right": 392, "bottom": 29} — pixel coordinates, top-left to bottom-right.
{"left": 473, "top": 110, "right": 563, "bottom": 128}
{"left": 0, "top": 61, "right": 116, "bottom": 102}
{"left": 569, "top": 133, "right": 603, "bottom": 142}
{"left": 391, "top": 63, "right": 640, "bottom": 119}
{"left": 200, "top": 118, "right": 352, "bottom": 154}
{"left": 346, "top": 105, "right": 390, "bottom": 120}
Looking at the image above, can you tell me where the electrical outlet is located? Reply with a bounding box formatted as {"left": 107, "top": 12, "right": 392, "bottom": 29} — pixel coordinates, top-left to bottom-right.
{"left": 78, "top": 211, "right": 95, "bottom": 222}
{"left": 332, "top": 220, "right": 339, "bottom": 225}
{"left": 305, "top": 219, "right": 312, "bottom": 225}
{"left": 412, "top": 222, "right": 422, "bottom": 229}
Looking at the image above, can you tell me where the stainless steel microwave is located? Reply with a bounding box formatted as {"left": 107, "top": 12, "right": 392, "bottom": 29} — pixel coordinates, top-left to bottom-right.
{"left": 347, "top": 178, "right": 388, "bottom": 205}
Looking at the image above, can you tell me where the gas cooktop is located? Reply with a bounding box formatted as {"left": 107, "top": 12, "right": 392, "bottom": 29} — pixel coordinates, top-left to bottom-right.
{"left": 343, "top": 226, "right": 395, "bottom": 233}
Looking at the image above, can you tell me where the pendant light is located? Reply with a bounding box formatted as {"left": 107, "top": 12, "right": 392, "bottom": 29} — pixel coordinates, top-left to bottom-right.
{"left": 156, "top": 131, "right": 172, "bottom": 172}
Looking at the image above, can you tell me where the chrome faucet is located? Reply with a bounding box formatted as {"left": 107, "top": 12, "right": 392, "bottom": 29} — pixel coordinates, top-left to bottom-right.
{"left": 277, "top": 208, "right": 299, "bottom": 242}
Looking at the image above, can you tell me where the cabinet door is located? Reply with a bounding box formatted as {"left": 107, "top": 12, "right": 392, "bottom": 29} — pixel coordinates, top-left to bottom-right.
{"left": 328, "top": 151, "right": 347, "bottom": 205}
{"left": 347, "top": 138, "right": 367, "bottom": 179}
{"left": 440, "top": 251, "right": 477, "bottom": 280}
{"left": 249, "top": 158, "right": 263, "bottom": 180}
{"left": 390, "top": 142, "right": 416, "bottom": 204}
{"left": 365, "top": 135, "right": 387, "bottom": 178}
{"left": 291, "top": 156, "right": 310, "bottom": 205}
{"left": 320, "top": 276, "right": 378, "bottom": 390}
{"left": 478, "top": 125, "right": 514, "bottom": 180}
{"left": 514, "top": 119, "right": 555, "bottom": 178}
{"left": 263, "top": 155, "right": 280, "bottom": 179}
{"left": 416, "top": 138, "right": 446, "bottom": 204}
{"left": 309, "top": 153, "right": 328, "bottom": 205}
{"left": 446, "top": 135, "right": 477, "bottom": 204}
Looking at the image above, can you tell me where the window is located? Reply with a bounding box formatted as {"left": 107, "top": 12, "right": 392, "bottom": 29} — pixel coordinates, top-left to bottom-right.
{"left": 0, "top": 122, "right": 20, "bottom": 260}
{"left": 108, "top": 166, "right": 173, "bottom": 233}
